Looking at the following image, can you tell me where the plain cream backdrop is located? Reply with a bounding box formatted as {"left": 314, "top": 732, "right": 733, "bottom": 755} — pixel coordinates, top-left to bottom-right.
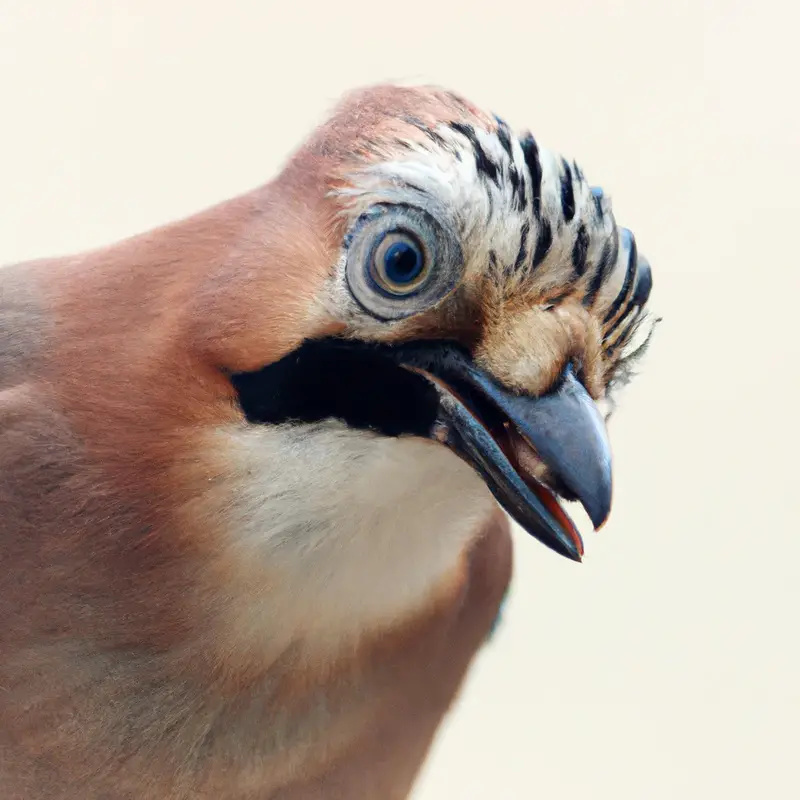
{"left": 1, "top": 1, "right": 798, "bottom": 798}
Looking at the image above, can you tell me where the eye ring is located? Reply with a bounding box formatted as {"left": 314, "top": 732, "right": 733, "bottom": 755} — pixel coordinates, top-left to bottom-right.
{"left": 370, "top": 231, "right": 429, "bottom": 296}
{"left": 344, "top": 204, "right": 463, "bottom": 322}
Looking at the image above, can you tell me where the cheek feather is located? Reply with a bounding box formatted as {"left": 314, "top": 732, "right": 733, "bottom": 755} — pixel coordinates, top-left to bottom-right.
{"left": 582, "top": 315, "right": 608, "bottom": 400}
{"left": 473, "top": 306, "right": 588, "bottom": 397}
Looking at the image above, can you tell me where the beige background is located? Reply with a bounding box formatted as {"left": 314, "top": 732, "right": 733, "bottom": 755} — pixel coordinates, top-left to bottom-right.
{"left": 1, "top": 1, "right": 798, "bottom": 797}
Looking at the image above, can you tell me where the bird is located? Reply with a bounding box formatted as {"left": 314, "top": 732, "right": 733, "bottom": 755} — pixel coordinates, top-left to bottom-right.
{"left": 0, "top": 83, "right": 654, "bottom": 799}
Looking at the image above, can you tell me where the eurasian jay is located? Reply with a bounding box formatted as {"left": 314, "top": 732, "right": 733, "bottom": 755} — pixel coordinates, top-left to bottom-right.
{"left": 0, "top": 83, "right": 654, "bottom": 798}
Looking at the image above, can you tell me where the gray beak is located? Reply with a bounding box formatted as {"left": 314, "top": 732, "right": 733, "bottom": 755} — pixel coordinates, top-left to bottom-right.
{"left": 390, "top": 343, "right": 612, "bottom": 561}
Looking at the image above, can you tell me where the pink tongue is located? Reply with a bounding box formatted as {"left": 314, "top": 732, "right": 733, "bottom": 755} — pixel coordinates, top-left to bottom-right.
{"left": 498, "top": 424, "right": 585, "bottom": 557}
{"left": 505, "top": 426, "right": 546, "bottom": 482}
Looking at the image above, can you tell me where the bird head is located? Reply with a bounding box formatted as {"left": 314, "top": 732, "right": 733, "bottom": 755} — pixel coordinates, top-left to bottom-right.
{"left": 0, "top": 82, "right": 656, "bottom": 796}
{"left": 28, "top": 83, "right": 654, "bottom": 646}
{"left": 208, "top": 84, "right": 654, "bottom": 570}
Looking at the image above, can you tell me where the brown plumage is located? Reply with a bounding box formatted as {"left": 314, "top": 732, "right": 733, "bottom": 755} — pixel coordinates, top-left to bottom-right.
{"left": 0, "top": 84, "right": 653, "bottom": 798}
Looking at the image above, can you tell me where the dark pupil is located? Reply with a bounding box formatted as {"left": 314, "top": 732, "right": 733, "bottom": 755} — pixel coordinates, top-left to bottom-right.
{"left": 383, "top": 240, "right": 423, "bottom": 284}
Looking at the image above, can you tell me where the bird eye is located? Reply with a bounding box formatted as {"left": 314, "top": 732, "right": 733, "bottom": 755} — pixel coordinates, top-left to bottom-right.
{"left": 371, "top": 232, "right": 428, "bottom": 296}
{"left": 344, "top": 204, "right": 463, "bottom": 322}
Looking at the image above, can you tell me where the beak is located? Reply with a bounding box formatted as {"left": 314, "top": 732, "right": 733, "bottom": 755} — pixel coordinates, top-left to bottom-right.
{"left": 230, "top": 335, "right": 612, "bottom": 562}
{"left": 387, "top": 343, "right": 613, "bottom": 561}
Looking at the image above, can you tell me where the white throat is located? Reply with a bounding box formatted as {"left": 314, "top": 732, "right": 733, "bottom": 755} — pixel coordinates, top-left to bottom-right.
{"left": 205, "top": 420, "right": 497, "bottom": 650}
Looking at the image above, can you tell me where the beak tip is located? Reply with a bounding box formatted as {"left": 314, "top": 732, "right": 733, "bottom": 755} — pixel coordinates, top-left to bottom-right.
{"left": 589, "top": 505, "right": 611, "bottom": 532}
{"left": 584, "top": 476, "right": 613, "bottom": 532}
{"left": 562, "top": 542, "right": 583, "bottom": 562}
{"left": 588, "top": 514, "right": 610, "bottom": 536}
{"left": 555, "top": 530, "right": 584, "bottom": 562}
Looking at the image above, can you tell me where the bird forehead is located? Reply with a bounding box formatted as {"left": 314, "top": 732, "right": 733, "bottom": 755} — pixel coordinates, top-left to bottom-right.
{"left": 274, "top": 84, "right": 651, "bottom": 389}
{"left": 333, "top": 114, "right": 616, "bottom": 308}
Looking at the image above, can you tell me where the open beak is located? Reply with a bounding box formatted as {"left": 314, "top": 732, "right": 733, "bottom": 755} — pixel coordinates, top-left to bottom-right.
{"left": 230, "top": 335, "right": 612, "bottom": 562}
{"left": 387, "top": 342, "right": 612, "bottom": 562}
